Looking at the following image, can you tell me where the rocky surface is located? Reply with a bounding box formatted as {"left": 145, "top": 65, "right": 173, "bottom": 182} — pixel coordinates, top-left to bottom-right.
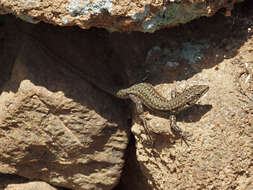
{"left": 0, "top": 1, "right": 253, "bottom": 190}
{"left": 0, "top": 174, "right": 28, "bottom": 189}
{"left": 0, "top": 32, "right": 129, "bottom": 190}
{"left": 0, "top": 0, "right": 245, "bottom": 32}
{"left": 132, "top": 53, "right": 253, "bottom": 189}
{"left": 4, "top": 181, "right": 58, "bottom": 190}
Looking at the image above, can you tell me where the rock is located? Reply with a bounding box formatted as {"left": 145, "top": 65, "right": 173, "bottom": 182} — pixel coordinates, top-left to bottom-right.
{"left": 0, "top": 174, "right": 28, "bottom": 189}
{"left": 1, "top": 5, "right": 253, "bottom": 189}
{"left": 131, "top": 51, "right": 253, "bottom": 189}
{"left": 4, "top": 181, "right": 57, "bottom": 190}
{"left": 0, "top": 0, "right": 245, "bottom": 32}
{"left": 0, "top": 37, "right": 129, "bottom": 190}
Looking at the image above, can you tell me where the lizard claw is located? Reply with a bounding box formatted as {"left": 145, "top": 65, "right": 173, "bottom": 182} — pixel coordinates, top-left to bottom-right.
{"left": 170, "top": 123, "right": 190, "bottom": 147}
{"left": 139, "top": 114, "right": 153, "bottom": 143}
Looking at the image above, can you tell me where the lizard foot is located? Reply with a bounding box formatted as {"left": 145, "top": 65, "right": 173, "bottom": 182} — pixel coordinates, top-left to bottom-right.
{"left": 170, "top": 115, "right": 190, "bottom": 147}
{"left": 171, "top": 124, "right": 190, "bottom": 147}
{"left": 139, "top": 114, "right": 153, "bottom": 143}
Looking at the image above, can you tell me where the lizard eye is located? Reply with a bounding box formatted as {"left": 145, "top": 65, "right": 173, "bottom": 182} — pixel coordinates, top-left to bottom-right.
{"left": 186, "top": 102, "right": 191, "bottom": 106}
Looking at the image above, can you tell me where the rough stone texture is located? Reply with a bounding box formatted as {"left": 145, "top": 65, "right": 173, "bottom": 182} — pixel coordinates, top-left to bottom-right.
{"left": 0, "top": 0, "right": 245, "bottom": 32}
{"left": 0, "top": 174, "right": 28, "bottom": 189}
{"left": 0, "top": 35, "right": 129, "bottom": 190}
{"left": 0, "top": 1, "right": 253, "bottom": 189}
{"left": 4, "top": 181, "right": 57, "bottom": 190}
{"left": 130, "top": 5, "right": 253, "bottom": 188}
{"left": 132, "top": 59, "right": 252, "bottom": 189}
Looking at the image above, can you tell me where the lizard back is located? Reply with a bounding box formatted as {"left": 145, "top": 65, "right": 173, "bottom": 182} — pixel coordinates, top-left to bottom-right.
{"left": 116, "top": 83, "right": 209, "bottom": 113}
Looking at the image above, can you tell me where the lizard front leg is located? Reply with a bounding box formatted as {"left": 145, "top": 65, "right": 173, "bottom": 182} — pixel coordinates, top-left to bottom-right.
{"left": 170, "top": 88, "right": 189, "bottom": 146}
{"left": 169, "top": 115, "right": 189, "bottom": 146}
{"left": 129, "top": 94, "right": 153, "bottom": 142}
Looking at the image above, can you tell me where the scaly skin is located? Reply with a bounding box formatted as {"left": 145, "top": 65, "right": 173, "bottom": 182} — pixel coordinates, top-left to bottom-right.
{"left": 116, "top": 83, "right": 209, "bottom": 145}
{"left": 116, "top": 83, "right": 209, "bottom": 113}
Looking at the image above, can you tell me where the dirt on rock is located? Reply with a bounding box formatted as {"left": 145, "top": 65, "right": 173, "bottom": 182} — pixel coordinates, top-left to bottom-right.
{"left": 0, "top": 1, "right": 252, "bottom": 190}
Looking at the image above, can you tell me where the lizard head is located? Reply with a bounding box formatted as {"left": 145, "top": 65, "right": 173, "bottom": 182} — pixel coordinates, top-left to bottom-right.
{"left": 183, "top": 85, "right": 209, "bottom": 107}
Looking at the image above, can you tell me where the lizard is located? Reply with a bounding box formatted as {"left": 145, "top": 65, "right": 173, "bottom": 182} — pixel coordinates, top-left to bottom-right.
{"left": 116, "top": 83, "right": 209, "bottom": 145}
{"left": 25, "top": 34, "right": 209, "bottom": 145}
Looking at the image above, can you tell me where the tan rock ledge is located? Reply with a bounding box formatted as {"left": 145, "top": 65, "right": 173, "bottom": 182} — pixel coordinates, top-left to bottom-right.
{"left": 0, "top": 0, "right": 244, "bottom": 32}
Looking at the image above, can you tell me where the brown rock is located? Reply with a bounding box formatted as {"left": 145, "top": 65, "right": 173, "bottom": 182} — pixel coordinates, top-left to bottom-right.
{"left": 1, "top": 4, "right": 253, "bottom": 189}
{"left": 0, "top": 0, "right": 245, "bottom": 32}
{"left": 131, "top": 47, "right": 253, "bottom": 190}
{"left": 0, "top": 37, "right": 129, "bottom": 190}
{"left": 4, "top": 181, "right": 57, "bottom": 190}
{"left": 0, "top": 174, "right": 28, "bottom": 189}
